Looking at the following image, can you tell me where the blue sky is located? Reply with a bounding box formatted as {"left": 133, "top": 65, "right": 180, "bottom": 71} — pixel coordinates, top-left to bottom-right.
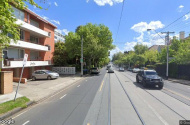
{"left": 27, "top": 0, "right": 190, "bottom": 57}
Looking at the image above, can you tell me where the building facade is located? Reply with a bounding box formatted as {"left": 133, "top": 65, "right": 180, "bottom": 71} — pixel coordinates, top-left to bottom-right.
{"left": 0, "top": 6, "right": 57, "bottom": 79}
{"left": 54, "top": 29, "right": 65, "bottom": 43}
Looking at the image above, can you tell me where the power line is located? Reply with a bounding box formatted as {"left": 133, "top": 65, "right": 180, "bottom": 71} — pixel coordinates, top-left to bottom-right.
{"left": 158, "top": 11, "right": 190, "bottom": 32}
{"left": 115, "top": 0, "right": 125, "bottom": 43}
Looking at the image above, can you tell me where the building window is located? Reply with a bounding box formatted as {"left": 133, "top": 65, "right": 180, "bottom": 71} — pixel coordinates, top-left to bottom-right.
{"left": 30, "top": 19, "right": 39, "bottom": 27}
{"left": 48, "top": 32, "right": 51, "bottom": 37}
{"left": 20, "top": 30, "right": 25, "bottom": 40}
{"left": 12, "top": 6, "right": 24, "bottom": 21}
{"left": 19, "top": 49, "right": 24, "bottom": 58}
{"left": 55, "top": 36, "right": 57, "bottom": 39}
{"left": 30, "top": 36, "right": 39, "bottom": 44}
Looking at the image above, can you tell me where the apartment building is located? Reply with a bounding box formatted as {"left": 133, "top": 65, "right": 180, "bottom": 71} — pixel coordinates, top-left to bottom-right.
{"left": 54, "top": 29, "right": 65, "bottom": 43}
{"left": 0, "top": 6, "right": 57, "bottom": 79}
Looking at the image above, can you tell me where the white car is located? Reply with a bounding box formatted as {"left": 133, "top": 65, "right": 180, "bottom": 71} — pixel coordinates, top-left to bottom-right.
{"left": 132, "top": 68, "right": 140, "bottom": 73}
{"left": 119, "top": 67, "right": 125, "bottom": 72}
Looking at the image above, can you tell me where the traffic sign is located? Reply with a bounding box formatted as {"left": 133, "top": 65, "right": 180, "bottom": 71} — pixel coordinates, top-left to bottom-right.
{"left": 80, "top": 58, "right": 83, "bottom": 63}
{"left": 23, "top": 54, "right": 28, "bottom": 65}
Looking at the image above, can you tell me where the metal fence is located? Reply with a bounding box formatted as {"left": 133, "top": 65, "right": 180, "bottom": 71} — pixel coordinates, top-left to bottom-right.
{"left": 52, "top": 67, "right": 76, "bottom": 75}
{"left": 155, "top": 63, "right": 190, "bottom": 80}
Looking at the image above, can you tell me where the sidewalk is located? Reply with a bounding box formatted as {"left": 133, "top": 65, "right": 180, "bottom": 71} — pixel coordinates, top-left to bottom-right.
{"left": 168, "top": 78, "right": 190, "bottom": 86}
{"left": 0, "top": 73, "right": 86, "bottom": 104}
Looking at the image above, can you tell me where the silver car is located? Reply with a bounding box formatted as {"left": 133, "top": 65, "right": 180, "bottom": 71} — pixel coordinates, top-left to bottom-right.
{"left": 32, "top": 70, "right": 59, "bottom": 80}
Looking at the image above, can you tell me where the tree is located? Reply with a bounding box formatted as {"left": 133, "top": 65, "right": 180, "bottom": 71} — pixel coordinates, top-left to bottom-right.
{"left": 173, "top": 40, "right": 190, "bottom": 64}
{"left": 0, "top": 0, "right": 42, "bottom": 50}
{"left": 134, "top": 44, "right": 148, "bottom": 55}
{"left": 65, "top": 23, "right": 114, "bottom": 68}
{"left": 144, "top": 50, "right": 158, "bottom": 65}
{"left": 53, "top": 41, "right": 68, "bottom": 66}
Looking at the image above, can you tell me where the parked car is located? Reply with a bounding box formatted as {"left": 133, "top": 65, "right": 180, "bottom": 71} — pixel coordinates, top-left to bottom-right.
{"left": 136, "top": 70, "right": 164, "bottom": 89}
{"left": 108, "top": 68, "right": 114, "bottom": 73}
{"left": 32, "top": 70, "right": 59, "bottom": 80}
{"left": 119, "top": 67, "right": 125, "bottom": 72}
{"left": 132, "top": 68, "right": 140, "bottom": 73}
{"left": 90, "top": 67, "right": 100, "bottom": 74}
{"left": 127, "top": 67, "right": 133, "bottom": 71}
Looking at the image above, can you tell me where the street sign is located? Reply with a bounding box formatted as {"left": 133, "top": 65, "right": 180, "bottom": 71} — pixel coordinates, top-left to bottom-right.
{"left": 80, "top": 58, "right": 83, "bottom": 63}
{"left": 23, "top": 54, "right": 28, "bottom": 65}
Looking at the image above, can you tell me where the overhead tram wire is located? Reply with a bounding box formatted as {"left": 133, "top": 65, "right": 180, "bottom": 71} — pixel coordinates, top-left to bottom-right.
{"left": 114, "top": 0, "right": 125, "bottom": 43}
{"left": 158, "top": 11, "right": 190, "bottom": 32}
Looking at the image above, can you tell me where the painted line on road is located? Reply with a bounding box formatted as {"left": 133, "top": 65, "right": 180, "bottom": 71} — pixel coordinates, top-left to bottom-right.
{"left": 163, "top": 88, "right": 190, "bottom": 101}
{"left": 12, "top": 110, "right": 29, "bottom": 119}
{"left": 60, "top": 94, "right": 67, "bottom": 99}
{"left": 22, "top": 121, "right": 30, "bottom": 125}
{"left": 136, "top": 90, "right": 169, "bottom": 125}
{"left": 77, "top": 85, "right": 80, "bottom": 87}
{"left": 99, "top": 81, "right": 104, "bottom": 91}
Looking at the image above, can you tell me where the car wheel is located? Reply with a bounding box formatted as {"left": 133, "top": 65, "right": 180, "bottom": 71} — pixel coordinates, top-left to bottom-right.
{"left": 47, "top": 76, "right": 52, "bottom": 80}
{"left": 158, "top": 84, "right": 163, "bottom": 90}
{"left": 143, "top": 80, "right": 147, "bottom": 87}
{"left": 32, "top": 76, "right": 36, "bottom": 81}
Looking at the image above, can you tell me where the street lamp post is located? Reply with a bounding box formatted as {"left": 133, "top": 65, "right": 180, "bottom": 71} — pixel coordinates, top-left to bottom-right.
{"left": 147, "top": 29, "right": 174, "bottom": 80}
{"left": 81, "top": 35, "right": 83, "bottom": 77}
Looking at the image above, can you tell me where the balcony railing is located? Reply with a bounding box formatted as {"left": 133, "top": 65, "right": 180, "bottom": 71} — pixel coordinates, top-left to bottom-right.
{"left": 3, "top": 59, "right": 52, "bottom": 68}
{"left": 16, "top": 19, "right": 50, "bottom": 38}
{"left": 10, "top": 40, "right": 49, "bottom": 51}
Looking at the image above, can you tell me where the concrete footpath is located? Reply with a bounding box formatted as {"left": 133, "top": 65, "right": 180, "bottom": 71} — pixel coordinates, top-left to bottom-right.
{"left": 13, "top": 74, "right": 85, "bottom": 102}
{"left": 168, "top": 78, "right": 190, "bottom": 86}
{"left": 0, "top": 74, "right": 85, "bottom": 104}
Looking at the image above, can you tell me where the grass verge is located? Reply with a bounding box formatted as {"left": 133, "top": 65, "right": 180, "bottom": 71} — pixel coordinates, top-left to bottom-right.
{"left": 0, "top": 96, "right": 30, "bottom": 115}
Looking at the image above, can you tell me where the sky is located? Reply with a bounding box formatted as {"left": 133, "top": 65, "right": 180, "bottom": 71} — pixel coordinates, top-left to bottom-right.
{"left": 27, "top": 0, "right": 190, "bottom": 58}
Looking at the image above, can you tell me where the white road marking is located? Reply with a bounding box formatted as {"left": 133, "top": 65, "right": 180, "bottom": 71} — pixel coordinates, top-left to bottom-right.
{"left": 12, "top": 110, "right": 29, "bottom": 119}
{"left": 60, "top": 94, "right": 67, "bottom": 99}
{"left": 77, "top": 85, "right": 80, "bottom": 87}
{"left": 86, "top": 80, "right": 88, "bottom": 81}
{"left": 136, "top": 91, "right": 169, "bottom": 125}
{"left": 22, "top": 121, "right": 30, "bottom": 125}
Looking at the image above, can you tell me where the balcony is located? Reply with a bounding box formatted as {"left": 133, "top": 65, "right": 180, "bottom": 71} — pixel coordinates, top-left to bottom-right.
{"left": 3, "top": 59, "right": 51, "bottom": 68}
{"left": 16, "top": 19, "right": 50, "bottom": 38}
{"left": 10, "top": 40, "right": 49, "bottom": 51}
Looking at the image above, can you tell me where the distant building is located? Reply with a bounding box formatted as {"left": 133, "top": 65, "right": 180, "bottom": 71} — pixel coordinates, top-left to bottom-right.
{"left": 54, "top": 29, "right": 65, "bottom": 43}
{"left": 149, "top": 45, "right": 166, "bottom": 52}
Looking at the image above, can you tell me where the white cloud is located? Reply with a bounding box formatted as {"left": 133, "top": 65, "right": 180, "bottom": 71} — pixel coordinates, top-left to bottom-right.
{"left": 131, "top": 21, "right": 164, "bottom": 33}
{"left": 62, "top": 29, "right": 70, "bottom": 35}
{"left": 179, "top": 5, "right": 184, "bottom": 8}
{"left": 41, "top": 16, "right": 49, "bottom": 20}
{"left": 110, "top": 46, "right": 123, "bottom": 58}
{"left": 54, "top": 2, "right": 58, "bottom": 6}
{"left": 184, "top": 13, "right": 190, "bottom": 21}
{"left": 51, "top": 20, "right": 61, "bottom": 25}
{"left": 56, "top": 29, "right": 70, "bottom": 35}
{"left": 178, "top": 5, "right": 184, "bottom": 12}
{"left": 86, "top": 0, "right": 90, "bottom": 3}
{"left": 123, "top": 21, "right": 165, "bottom": 51}
{"left": 93, "top": 0, "right": 123, "bottom": 6}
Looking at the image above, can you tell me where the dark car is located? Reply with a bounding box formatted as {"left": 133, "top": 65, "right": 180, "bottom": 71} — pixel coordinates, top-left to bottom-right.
{"left": 90, "top": 67, "right": 100, "bottom": 74}
{"left": 136, "top": 70, "right": 164, "bottom": 89}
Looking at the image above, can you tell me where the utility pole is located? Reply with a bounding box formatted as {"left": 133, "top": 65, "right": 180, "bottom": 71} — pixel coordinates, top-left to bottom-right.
{"left": 81, "top": 35, "right": 83, "bottom": 77}
{"left": 161, "top": 31, "right": 174, "bottom": 80}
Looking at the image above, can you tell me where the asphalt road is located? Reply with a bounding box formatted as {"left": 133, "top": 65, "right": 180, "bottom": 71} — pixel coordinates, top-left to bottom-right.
{"left": 7, "top": 67, "right": 190, "bottom": 125}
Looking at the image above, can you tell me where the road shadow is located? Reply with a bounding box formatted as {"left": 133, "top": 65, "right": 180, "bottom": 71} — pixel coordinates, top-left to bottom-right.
{"left": 132, "top": 81, "right": 161, "bottom": 90}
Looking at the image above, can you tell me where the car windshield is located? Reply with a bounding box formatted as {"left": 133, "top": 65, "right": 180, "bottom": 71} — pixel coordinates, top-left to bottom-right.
{"left": 91, "top": 68, "right": 98, "bottom": 70}
{"left": 145, "top": 71, "right": 157, "bottom": 75}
